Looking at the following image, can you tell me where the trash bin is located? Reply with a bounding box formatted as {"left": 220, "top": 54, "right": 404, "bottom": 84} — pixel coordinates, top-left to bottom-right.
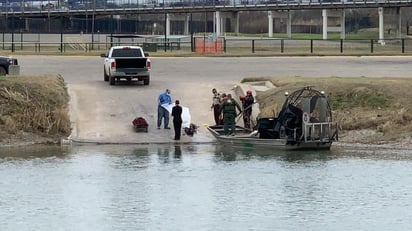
{"left": 143, "top": 43, "right": 157, "bottom": 52}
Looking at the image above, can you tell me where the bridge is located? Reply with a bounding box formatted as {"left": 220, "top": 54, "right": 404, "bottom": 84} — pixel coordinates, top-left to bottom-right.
{"left": 1, "top": 0, "right": 412, "bottom": 16}
{"left": 1, "top": 0, "right": 412, "bottom": 41}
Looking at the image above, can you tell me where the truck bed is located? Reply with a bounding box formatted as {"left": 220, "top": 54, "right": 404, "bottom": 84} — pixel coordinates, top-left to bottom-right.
{"left": 115, "top": 58, "right": 148, "bottom": 69}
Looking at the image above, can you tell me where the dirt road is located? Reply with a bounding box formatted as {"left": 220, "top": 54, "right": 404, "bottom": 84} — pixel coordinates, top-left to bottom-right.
{"left": 17, "top": 55, "right": 412, "bottom": 144}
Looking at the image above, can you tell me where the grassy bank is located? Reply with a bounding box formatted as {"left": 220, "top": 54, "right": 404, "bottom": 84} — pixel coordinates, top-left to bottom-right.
{"left": 0, "top": 74, "right": 71, "bottom": 145}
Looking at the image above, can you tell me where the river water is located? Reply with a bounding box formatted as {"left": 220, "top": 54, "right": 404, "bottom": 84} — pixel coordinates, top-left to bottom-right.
{"left": 1, "top": 144, "right": 412, "bottom": 231}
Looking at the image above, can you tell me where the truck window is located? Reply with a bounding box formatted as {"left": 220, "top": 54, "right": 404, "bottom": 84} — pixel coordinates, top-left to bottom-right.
{"left": 111, "top": 48, "right": 142, "bottom": 57}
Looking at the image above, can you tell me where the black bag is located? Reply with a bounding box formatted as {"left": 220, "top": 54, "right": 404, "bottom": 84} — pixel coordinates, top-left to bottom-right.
{"left": 184, "top": 123, "right": 198, "bottom": 136}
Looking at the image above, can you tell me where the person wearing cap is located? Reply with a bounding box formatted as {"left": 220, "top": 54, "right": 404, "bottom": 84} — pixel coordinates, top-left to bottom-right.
{"left": 157, "top": 89, "right": 172, "bottom": 129}
{"left": 242, "top": 90, "right": 255, "bottom": 129}
{"left": 220, "top": 93, "right": 241, "bottom": 136}
{"left": 171, "top": 100, "right": 183, "bottom": 140}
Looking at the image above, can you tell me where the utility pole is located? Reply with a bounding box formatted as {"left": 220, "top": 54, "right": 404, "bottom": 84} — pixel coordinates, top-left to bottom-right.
{"left": 5, "top": 0, "right": 8, "bottom": 32}
{"left": 92, "top": 0, "right": 96, "bottom": 50}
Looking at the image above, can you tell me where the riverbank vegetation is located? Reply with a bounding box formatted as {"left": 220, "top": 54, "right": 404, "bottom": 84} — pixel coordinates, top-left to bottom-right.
{"left": 248, "top": 77, "right": 412, "bottom": 145}
{"left": 0, "top": 75, "right": 71, "bottom": 145}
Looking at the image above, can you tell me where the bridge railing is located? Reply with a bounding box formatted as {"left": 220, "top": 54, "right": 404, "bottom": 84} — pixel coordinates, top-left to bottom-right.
{"left": 224, "top": 37, "right": 412, "bottom": 55}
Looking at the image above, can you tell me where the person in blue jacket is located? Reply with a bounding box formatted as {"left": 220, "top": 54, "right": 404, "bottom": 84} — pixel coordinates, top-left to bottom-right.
{"left": 157, "top": 89, "right": 172, "bottom": 129}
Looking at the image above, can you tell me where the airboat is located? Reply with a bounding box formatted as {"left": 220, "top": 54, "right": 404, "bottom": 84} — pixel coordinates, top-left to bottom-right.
{"left": 207, "top": 86, "right": 338, "bottom": 150}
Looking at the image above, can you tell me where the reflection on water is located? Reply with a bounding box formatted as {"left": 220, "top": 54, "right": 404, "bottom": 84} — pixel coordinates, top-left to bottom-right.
{"left": 213, "top": 143, "right": 333, "bottom": 162}
{"left": 0, "top": 144, "right": 71, "bottom": 159}
{"left": 1, "top": 144, "right": 412, "bottom": 231}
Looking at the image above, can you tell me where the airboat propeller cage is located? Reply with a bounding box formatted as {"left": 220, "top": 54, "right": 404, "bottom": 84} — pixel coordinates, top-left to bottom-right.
{"left": 276, "top": 86, "right": 336, "bottom": 142}
{"left": 301, "top": 91, "right": 330, "bottom": 123}
{"left": 281, "top": 86, "right": 332, "bottom": 124}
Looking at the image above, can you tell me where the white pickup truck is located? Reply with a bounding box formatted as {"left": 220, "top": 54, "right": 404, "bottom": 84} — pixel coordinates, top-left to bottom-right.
{"left": 101, "top": 46, "right": 151, "bottom": 85}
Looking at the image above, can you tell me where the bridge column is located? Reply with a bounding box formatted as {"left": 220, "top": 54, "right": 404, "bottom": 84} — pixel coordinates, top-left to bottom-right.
{"left": 25, "top": 18, "right": 30, "bottom": 31}
{"left": 215, "top": 11, "right": 222, "bottom": 37}
{"left": 273, "top": 11, "right": 292, "bottom": 39}
{"left": 340, "top": 10, "right": 345, "bottom": 39}
{"left": 379, "top": 7, "right": 402, "bottom": 40}
{"left": 322, "top": 9, "right": 328, "bottom": 40}
{"left": 184, "top": 14, "right": 190, "bottom": 35}
{"left": 166, "top": 13, "right": 170, "bottom": 36}
{"left": 169, "top": 14, "right": 190, "bottom": 35}
{"left": 384, "top": 7, "right": 402, "bottom": 39}
{"left": 378, "top": 7, "right": 384, "bottom": 44}
{"left": 268, "top": 11, "right": 273, "bottom": 38}
{"left": 287, "top": 11, "right": 292, "bottom": 39}
{"left": 322, "top": 9, "right": 345, "bottom": 40}
{"left": 235, "top": 12, "right": 240, "bottom": 35}
{"left": 398, "top": 7, "right": 402, "bottom": 39}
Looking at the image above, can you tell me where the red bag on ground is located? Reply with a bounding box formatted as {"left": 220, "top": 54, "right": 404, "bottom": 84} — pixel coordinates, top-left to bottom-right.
{"left": 132, "top": 117, "right": 148, "bottom": 132}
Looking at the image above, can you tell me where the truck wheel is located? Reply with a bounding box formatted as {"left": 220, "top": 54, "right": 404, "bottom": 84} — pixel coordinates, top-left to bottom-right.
{"left": 0, "top": 66, "right": 6, "bottom": 76}
{"left": 144, "top": 79, "right": 150, "bottom": 85}
{"left": 103, "top": 69, "right": 109, "bottom": 81}
{"left": 109, "top": 77, "right": 115, "bottom": 85}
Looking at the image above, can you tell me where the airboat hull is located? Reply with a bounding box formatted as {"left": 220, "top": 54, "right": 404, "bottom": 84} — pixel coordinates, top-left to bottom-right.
{"left": 207, "top": 86, "right": 339, "bottom": 150}
{"left": 207, "top": 125, "right": 333, "bottom": 150}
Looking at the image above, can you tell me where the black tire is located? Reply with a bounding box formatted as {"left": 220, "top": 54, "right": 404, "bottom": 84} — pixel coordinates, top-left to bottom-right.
{"left": 103, "top": 69, "right": 109, "bottom": 81}
{"left": 109, "top": 77, "right": 115, "bottom": 85}
{"left": 143, "top": 78, "right": 150, "bottom": 85}
{"left": 0, "top": 66, "right": 6, "bottom": 76}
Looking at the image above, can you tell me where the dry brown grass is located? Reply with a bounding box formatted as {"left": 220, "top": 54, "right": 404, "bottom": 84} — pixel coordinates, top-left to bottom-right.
{"left": 0, "top": 74, "right": 71, "bottom": 144}
{"left": 245, "top": 77, "right": 412, "bottom": 143}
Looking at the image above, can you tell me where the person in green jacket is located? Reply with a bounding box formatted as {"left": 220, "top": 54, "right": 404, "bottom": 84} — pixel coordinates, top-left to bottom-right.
{"left": 220, "top": 93, "right": 241, "bottom": 135}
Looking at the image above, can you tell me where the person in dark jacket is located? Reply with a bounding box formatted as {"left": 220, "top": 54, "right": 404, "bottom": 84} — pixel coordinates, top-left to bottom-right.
{"left": 171, "top": 100, "right": 183, "bottom": 140}
{"left": 220, "top": 94, "right": 241, "bottom": 135}
{"left": 241, "top": 90, "right": 255, "bottom": 129}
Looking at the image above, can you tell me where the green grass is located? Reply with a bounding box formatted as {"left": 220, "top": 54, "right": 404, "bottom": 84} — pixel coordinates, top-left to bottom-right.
{"left": 328, "top": 91, "right": 390, "bottom": 110}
